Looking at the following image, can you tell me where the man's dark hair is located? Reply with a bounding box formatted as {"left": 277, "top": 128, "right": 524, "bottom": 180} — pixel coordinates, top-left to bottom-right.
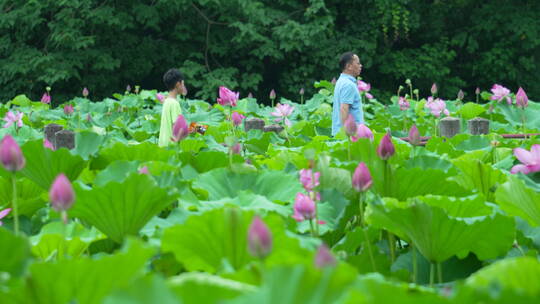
{"left": 339, "top": 52, "right": 356, "bottom": 71}
{"left": 163, "top": 68, "right": 184, "bottom": 90}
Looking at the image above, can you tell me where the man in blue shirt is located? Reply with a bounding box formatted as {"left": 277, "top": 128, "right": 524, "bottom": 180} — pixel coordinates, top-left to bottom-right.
{"left": 332, "top": 52, "right": 364, "bottom": 136}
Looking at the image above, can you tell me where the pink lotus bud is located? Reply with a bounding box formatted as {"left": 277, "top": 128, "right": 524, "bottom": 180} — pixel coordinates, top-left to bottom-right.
{"left": 247, "top": 92, "right": 253, "bottom": 98}
{"left": 315, "top": 244, "right": 336, "bottom": 268}
{"left": 516, "top": 87, "right": 528, "bottom": 109}
{"left": 475, "top": 87, "right": 481, "bottom": 95}
{"left": 126, "top": 85, "right": 131, "bottom": 92}
{"left": 171, "top": 115, "right": 189, "bottom": 142}
{"left": 231, "top": 143, "right": 242, "bottom": 155}
{"left": 64, "top": 105, "right": 74, "bottom": 116}
{"left": 352, "top": 162, "right": 373, "bottom": 192}
{"left": 408, "top": 125, "right": 421, "bottom": 146}
{"left": 292, "top": 193, "right": 316, "bottom": 222}
{"left": 457, "top": 89, "right": 464, "bottom": 100}
{"left": 351, "top": 124, "right": 374, "bottom": 142}
{"left": 269, "top": 89, "right": 276, "bottom": 100}
{"left": 299, "top": 169, "right": 320, "bottom": 192}
{"left": 217, "top": 86, "right": 239, "bottom": 107}
{"left": 299, "top": 88, "right": 305, "bottom": 95}
{"left": 0, "top": 135, "right": 26, "bottom": 172}
{"left": 431, "top": 83, "right": 438, "bottom": 95}
{"left": 231, "top": 111, "right": 245, "bottom": 127}
{"left": 138, "top": 166, "right": 149, "bottom": 175}
{"left": 247, "top": 216, "right": 272, "bottom": 259}
{"left": 398, "top": 97, "right": 410, "bottom": 111}
{"left": 44, "top": 138, "right": 54, "bottom": 150}
{"left": 331, "top": 77, "right": 337, "bottom": 85}
{"left": 344, "top": 115, "right": 357, "bottom": 137}
{"left": 0, "top": 208, "right": 11, "bottom": 226}
{"left": 41, "top": 93, "right": 51, "bottom": 104}
{"left": 82, "top": 87, "right": 89, "bottom": 97}
{"left": 49, "top": 173, "right": 75, "bottom": 212}
{"left": 157, "top": 93, "right": 165, "bottom": 103}
{"left": 377, "top": 133, "right": 395, "bottom": 160}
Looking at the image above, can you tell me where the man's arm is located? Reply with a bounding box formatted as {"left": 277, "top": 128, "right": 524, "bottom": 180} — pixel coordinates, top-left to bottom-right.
{"left": 340, "top": 103, "right": 350, "bottom": 125}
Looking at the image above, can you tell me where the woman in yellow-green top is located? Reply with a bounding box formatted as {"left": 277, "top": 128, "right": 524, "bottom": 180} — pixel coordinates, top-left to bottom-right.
{"left": 159, "top": 68, "right": 187, "bottom": 147}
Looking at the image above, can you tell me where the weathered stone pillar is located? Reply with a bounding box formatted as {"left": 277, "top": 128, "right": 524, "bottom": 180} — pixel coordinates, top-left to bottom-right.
{"left": 55, "top": 130, "right": 75, "bottom": 150}
{"left": 263, "top": 124, "right": 284, "bottom": 133}
{"left": 438, "top": 117, "right": 460, "bottom": 138}
{"left": 468, "top": 117, "right": 490, "bottom": 135}
{"left": 244, "top": 118, "right": 265, "bottom": 131}
{"left": 44, "top": 124, "right": 63, "bottom": 146}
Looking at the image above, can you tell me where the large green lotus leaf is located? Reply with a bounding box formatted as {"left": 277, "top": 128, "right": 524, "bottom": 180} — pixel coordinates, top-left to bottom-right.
{"left": 71, "top": 173, "right": 178, "bottom": 243}
{"left": 258, "top": 149, "right": 306, "bottom": 171}
{"left": 457, "top": 102, "right": 486, "bottom": 120}
{"left": 18, "top": 140, "right": 86, "bottom": 190}
{"left": 229, "top": 264, "right": 358, "bottom": 304}
{"left": 0, "top": 177, "right": 46, "bottom": 216}
{"left": 162, "top": 209, "right": 311, "bottom": 273}
{"left": 451, "top": 159, "right": 507, "bottom": 201}
{"left": 366, "top": 195, "right": 514, "bottom": 262}
{"left": 315, "top": 155, "right": 356, "bottom": 199}
{"left": 72, "top": 131, "right": 104, "bottom": 160}
{"left": 92, "top": 141, "right": 174, "bottom": 170}
{"left": 185, "top": 108, "right": 225, "bottom": 126}
{"left": 179, "top": 138, "right": 207, "bottom": 153}
{"left": 104, "top": 275, "right": 181, "bottom": 304}
{"left": 192, "top": 167, "right": 303, "bottom": 202}
{"left": 0, "top": 227, "right": 30, "bottom": 277}
{"left": 168, "top": 272, "right": 256, "bottom": 304}
{"left": 296, "top": 189, "right": 350, "bottom": 235}
{"left": 12, "top": 239, "right": 154, "bottom": 304}
{"left": 195, "top": 191, "right": 290, "bottom": 217}
{"left": 404, "top": 155, "right": 456, "bottom": 173}
{"left": 244, "top": 132, "right": 274, "bottom": 155}
{"left": 341, "top": 273, "right": 450, "bottom": 304}
{"left": 465, "top": 257, "right": 540, "bottom": 297}
{"left": 93, "top": 160, "right": 140, "bottom": 187}
{"left": 178, "top": 151, "right": 232, "bottom": 174}
{"left": 495, "top": 175, "right": 540, "bottom": 227}
{"left": 455, "top": 136, "right": 491, "bottom": 151}
{"left": 498, "top": 102, "right": 540, "bottom": 130}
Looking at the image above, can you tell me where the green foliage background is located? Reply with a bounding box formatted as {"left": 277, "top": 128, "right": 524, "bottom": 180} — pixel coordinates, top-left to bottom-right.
{"left": 1, "top": 0, "right": 539, "bottom": 103}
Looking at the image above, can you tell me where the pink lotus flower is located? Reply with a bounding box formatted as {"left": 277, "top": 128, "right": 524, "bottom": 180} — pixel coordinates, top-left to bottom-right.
{"left": 331, "top": 77, "right": 337, "bottom": 85}
{"left": 157, "top": 93, "right": 165, "bottom": 103}
{"left": 138, "top": 166, "right": 149, "bottom": 175}
{"left": 231, "top": 143, "right": 242, "bottom": 155}
{"left": 515, "top": 87, "right": 528, "bottom": 109}
{"left": 352, "top": 162, "right": 373, "bottom": 192}
{"left": 299, "top": 169, "right": 320, "bottom": 192}
{"left": 315, "top": 244, "right": 336, "bottom": 268}
{"left": 44, "top": 138, "right": 54, "bottom": 150}
{"left": 0, "top": 135, "right": 25, "bottom": 172}
{"left": 3, "top": 111, "right": 23, "bottom": 129}
{"left": 0, "top": 208, "right": 11, "bottom": 226}
{"left": 357, "top": 80, "right": 374, "bottom": 99}
{"left": 82, "top": 87, "right": 89, "bottom": 97}
{"left": 171, "top": 115, "right": 189, "bottom": 142}
{"left": 344, "top": 114, "right": 357, "bottom": 137}
{"left": 49, "top": 173, "right": 75, "bottom": 212}
{"left": 425, "top": 97, "right": 450, "bottom": 117}
{"left": 408, "top": 125, "right": 421, "bottom": 146}
{"left": 271, "top": 103, "right": 294, "bottom": 126}
{"left": 217, "top": 86, "right": 239, "bottom": 107}
{"left": 398, "top": 97, "right": 410, "bottom": 111}
{"left": 247, "top": 216, "right": 272, "bottom": 259}
{"left": 510, "top": 144, "right": 540, "bottom": 175}
{"left": 64, "top": 105, "right": 74, "bottom": 116}
{"left": 292, "top": 193, "right": 316, "bottom": 222}
{"left": 269, "top": 89, "right": 276, "bottom": 100}
{"left": 431, "top": 83, "right": 438, "bottom": 95}
{"left": 41, "top": 93, "right": 51, "bottom": 104}
{"left": 490, "top": 84, "right": 512, "bottom": 104}
{"left": 351, "top": 124, "right": 374, "bottom": 142}
{"left": 475, "top": 87, "right": 481, "bottom": 95}
{"left": 231, "top": 111, "right": 245, "bottom": 127}
{"left": 377, "top": 133, "right": 395, "bottom": 160}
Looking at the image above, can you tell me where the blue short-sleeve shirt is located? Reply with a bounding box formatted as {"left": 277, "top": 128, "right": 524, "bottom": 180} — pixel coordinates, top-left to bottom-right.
{"left": 331, "top": 73, "right": 364, "bottom": 136}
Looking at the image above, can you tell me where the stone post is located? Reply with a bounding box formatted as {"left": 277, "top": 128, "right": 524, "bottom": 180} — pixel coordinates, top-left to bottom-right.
{"left": 468, "top": 117, "right": 490, "bottom": 135}
{"left": 44, "top": 124, "right": 63, "bottom": 146}
{"left": 263, "top": 124, "right": 284, "bottom": 133}
{"left": 55, "top": 130, "right": 75, "bottom": 150}
{"left": 438, "top": 117, "right": 460, "bottom": 138}
{"left": 244, "top": 118, "right": 265, "bottom": 131}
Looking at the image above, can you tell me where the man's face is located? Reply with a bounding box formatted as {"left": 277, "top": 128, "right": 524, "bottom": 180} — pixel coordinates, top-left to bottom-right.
{"left": 347, "top": 55, "right": 362, "bottom": 77}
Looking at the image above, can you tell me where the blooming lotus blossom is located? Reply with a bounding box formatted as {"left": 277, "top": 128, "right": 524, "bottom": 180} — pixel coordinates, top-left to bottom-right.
{"left": 138, "top": 166, "right": 149, "bottom": 175}
{"left": 292, "top": 193, "right": 316, "bottom": 222}
{"left": 351, "top": 124, "right": 374, "bottom": 142}
{"left": 49, "top": 174, "right": 75, "bottom": 212}
{"left": 271, "top": 103, "right": 294, "bottom": 126}
{"left": 82, "top": 87, "right": 89, "bottom": 97}
{"left": 344, "top": 115, "right": 357, "bottom": 137}
{"left": 398, "top": 97, "right": 410, "bottom": 111}
{"left": 231, "top": 111, "right": 245, "bottom": 127}
{"left": 431, "top": 83, "right": 438, "bottom": 95}
{"left": 3, "top": 111, "right": 23, "bottom": 129}
{"left": 377, "top": 133, "right": 395, "bottom": 160}
{"left": 352, "top": 162, "right": 373, "bottom": 192}
{"left": 64, "top": 105, "right": 74, "bottom": 116}
{"left": 0, "top": 135, "right": 25, "bottom": 172}
{"left": 425, "top": 97, "right": 450, "bottom": 117}
{"left": 0, "top": 208, "right": 11, "bottom": 226}
{"left": 490, "top": 84, "right": 512, "bottom": 104}
{"left": 299, "top": 169, "right": 320, "bottom": 192}
{"left": 217, "top": 86, "right": 239, "bottom": 107}
{"left": 510, "top": 144, "right": 540, "bottom": 175}
{"left": 269, "top": 89, "right": 276, "bottom": 99}
{"left": 230, "top": 143, "right": 242, "bottom": 155}
{"left": 41, "top": 93, "right": 51, "bottom": 104}
{"left": 408, "top": 125, "right": 421, "bottom": 146}
{"left": 44, "top": 138, "right": 54, "bottom": 150}
{"left": 515, "top": 87, "right": 528, "bottom": 109}
{"left": 171, "top": 115, "right": 189, "bottom": 142}
{"left": 247, "top": 216, "right": 272, "bottom": 259}
{"left": 156, "top": 93, "right": 165, "bottom": 103}
{"left": 357, "top": 80, "right": 374, "bottom": 99}
{"left": 315, "top": 244, "right": 336, "bottom": 268}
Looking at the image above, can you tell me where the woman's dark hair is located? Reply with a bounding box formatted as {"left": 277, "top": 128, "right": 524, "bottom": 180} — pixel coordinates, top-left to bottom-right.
{"left": 339, "top": 52, "right": 356, "bottom": 71}
{"left": 163, "top": 68, "right": 184, "bottom": 90}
